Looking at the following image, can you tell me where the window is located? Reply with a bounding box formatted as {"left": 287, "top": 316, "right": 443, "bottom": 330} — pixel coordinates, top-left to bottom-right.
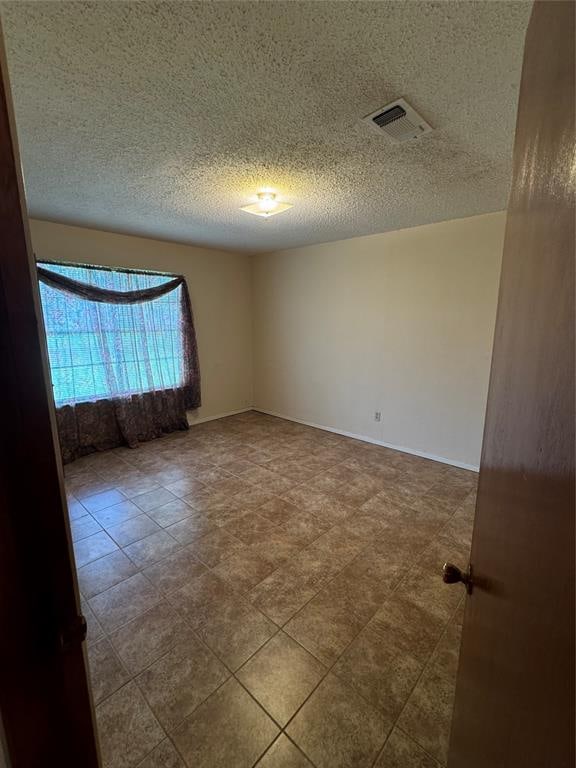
{"left": 38, "top": 261, "right": 189, "bottom": 407}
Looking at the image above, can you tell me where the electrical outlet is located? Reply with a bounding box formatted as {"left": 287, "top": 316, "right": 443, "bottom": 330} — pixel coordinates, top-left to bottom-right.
{"left": 374, "top": 411, "right": 382, "bottom": 422}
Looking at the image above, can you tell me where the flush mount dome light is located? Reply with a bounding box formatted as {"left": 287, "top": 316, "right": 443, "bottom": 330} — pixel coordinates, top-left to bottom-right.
{"left": 240, "top": 192, "right": 293, "bottom": 218}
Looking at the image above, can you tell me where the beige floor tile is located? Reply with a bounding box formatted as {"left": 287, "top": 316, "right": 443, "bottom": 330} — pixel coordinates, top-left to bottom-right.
{"left": 373, "top": 520, "right": 434, "bottom": 559}
{"left": 96, "top": 681, "right": 165, "bottom": 768}
{"left": 92, "top": 499, "right": 143, "bottom": 528}
{"left": 441, "top": 508, "right": 474, "bottom": 551}
{"left": 375, "top": 728, "right": 440, "bottom": 767}
{"left": 237, "top": 632, "right": 326, "bottom": 725}
{"left": 182, "top": 485, "right": 231, "bottom": 512}
{"left": 78, "top": 549, "right": 138, "bottom": 598}
{"left": 263, "top": 474, "right": 300, "bottom": 495}
{"left": 136, "top": 635, "right": 229, "bottom": 730}
{"left": 330, "top": 549, "right": 407, "bottom": 618}
{"left": 145, "top": 499, "right": 194, "bottom": 528}
{"left": 210, "top": 476, "right": 254, "bottom": 497}
{"left": 220, "top": 458, "right": 258, "bottom": 475}
{"left": 202, "top": 498, "right": 248, "bottom": 527}
{"left": 133, "top": 488, "right": 178, "bottom": 513}
{"left": 230, "top": 485, "right": 276, "bottom": 510}
{"left": 307, "top": 525, "right": 367, "bottom": 566}
{"left": 409, "top": 493, "right": 460, "bottom": 520}
{"left": 171, "top": 678, "right": 279, "bottom": 768}
{"left": 193, "top": 467, "right": 235, "bottom": 484}
{"left": 70, "top": 514, "right": 103, "bottom": 542}
{"left": 332, "top": 625, "right": 423, "bottom": 718}
{"left": 258, "top": 497, "right": 301, "bottom": 525}
{"left": 106, "top": 514, "right": 162, "bottom": 547}
{"left": 359, "top": 493, "right": 409, "bottom": 521}
{"left": 426, "top": 484, "right": 471, "bottom": 509}
{"left": 256, "top": 735, "right": 314, "bottom": 767}
{"left": 87, "top": 638, "right": 130, "bottom": 704}
{"left": 109, "top": 601, "right": 190, "bottom": 674}
{"left": 287, "top": 673, "right": 391, "bottom": 768}
{"left": 336, "top": 511, "right": 387, "bottom": 543}
{"left": 168, "top": 571, "right": 236, "bottom": 630}
{"left": 395, "top": 567, "right": 463, "bottom": 623}
{"left": 236, "top": 463, "right": 279, "bottom": 485}
{"left": 67, "top": 496, "right": 89, "bottom": 520}
{"left": 418, "top": 532, "right": 471, "bottom": 577}
{"left": 89, "top": 573, "right": 160, "bottom": 632}
{"left": 223, "top": 511, "right": 279, "bottom": 544}
{"left": 220, "top": 458, "right": 257, "bottom": 477}
{"left": 248, "top": 562, "right": 328, "bottom": 627}
{"left": 325, "top": 464, "right": 367, "bottom": 485}
{"left": 116, "top": 475, "right": 161, "bottom": 499}
{"left": 283, "top": 591, "right": 365, "bottom": 666}
{"left": 282, "top": 488, "right": 356, "bottom": 525}
{"left": 367, "top": 595, "right": 446, "bottom": 664}
{"left": 336, "top": 477, "right": 383, "bottom": 508}
{"left": 185, "top": 528, "right": 247, "bottom": 567}
{"left": 81, "top": 488, "right": 126, "bottom": 513}
{"left": 163, "top": 477, "right": 206, "bottom": 498}
{"left": 124, "top": 530, "right": 181, "bottom": 568}
{"left": 396, "top": 623, "right": 462, "bottom": 764}
{"left": 212, "top": 547, "right": 274, "bottom": 592}
{"left": 149, "top": 466, "right": 191, "bottom": 486}
{"left": 269, "top": 461, "right": 316, "bottom": 483}
{"left": 302, "top": 472, "right": 347, "bottom": 494}
{"left": 74, "top": 530, "right": 119, "bottom": 568}
{"left": 143, "top": 548, "right": 207, "bottom": 594}
{"left": 136, "top": 739, "right": 185, "bottom": 768}
{"left": 250, "top": 531, "right": 301, "bottom": 569}
{"left": 279, "top": 510, "right": 331, "bottom": 545}
{"left": 197, "top": 596, "right": 278, "bottom": 670}
{"left": 165, "top": 513, "right": 217, "bottom": 545}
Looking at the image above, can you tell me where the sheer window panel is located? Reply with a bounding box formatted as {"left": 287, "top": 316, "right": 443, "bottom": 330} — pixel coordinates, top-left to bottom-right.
{"left": 39, "top": 263, "right": 187, "bottom": 407}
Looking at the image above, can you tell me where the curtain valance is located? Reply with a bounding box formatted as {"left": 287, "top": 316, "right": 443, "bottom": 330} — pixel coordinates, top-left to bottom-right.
{"left": 37, "top": 266, "right": 184, "bottom": 304}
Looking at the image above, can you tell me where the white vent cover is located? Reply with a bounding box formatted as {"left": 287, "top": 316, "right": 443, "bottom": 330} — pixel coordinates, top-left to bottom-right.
{"left": 363, "top": 98, "right": 433, "bottom": 142}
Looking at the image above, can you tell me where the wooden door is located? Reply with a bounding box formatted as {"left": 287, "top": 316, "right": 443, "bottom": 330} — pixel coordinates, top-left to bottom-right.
{"left": 448, "top": 2, "right": 575, "bottom": 766}
{"left": 0, "top": 20, "right": 100, "bottom": 768}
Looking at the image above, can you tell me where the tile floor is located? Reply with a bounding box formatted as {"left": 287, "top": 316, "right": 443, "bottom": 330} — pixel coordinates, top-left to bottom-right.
{"left": 65, "top": 411, "right": 476, "bottom": 768}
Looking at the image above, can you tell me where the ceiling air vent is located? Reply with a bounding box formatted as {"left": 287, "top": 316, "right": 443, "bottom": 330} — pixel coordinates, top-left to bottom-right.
{"left": 363, "top": 98, "right": 433, "bottom": 142}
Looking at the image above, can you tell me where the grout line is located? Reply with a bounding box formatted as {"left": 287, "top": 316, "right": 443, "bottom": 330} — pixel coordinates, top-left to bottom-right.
{"left": 396, "top": 725, "right": 445, "bottom": 767}
{"left": 370, "top": 597, "right": 465, "bottom": 768}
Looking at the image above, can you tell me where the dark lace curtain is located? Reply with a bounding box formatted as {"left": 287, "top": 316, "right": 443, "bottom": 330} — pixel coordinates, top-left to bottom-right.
{"left": 37, "top": 261, "right": 201, "bottom": 463}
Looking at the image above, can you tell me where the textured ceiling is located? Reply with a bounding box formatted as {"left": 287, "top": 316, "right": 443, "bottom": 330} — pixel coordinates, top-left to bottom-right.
{"left": 1, "top": 1, "right": 532, "bottom": 253}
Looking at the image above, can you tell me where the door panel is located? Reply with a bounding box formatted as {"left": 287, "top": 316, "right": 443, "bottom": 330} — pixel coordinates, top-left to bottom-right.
{"left": 0, "top": 20, "right": 100, "bottom": 768}
{"left": 448, "top": 2, "right": 575, "bottom": 767}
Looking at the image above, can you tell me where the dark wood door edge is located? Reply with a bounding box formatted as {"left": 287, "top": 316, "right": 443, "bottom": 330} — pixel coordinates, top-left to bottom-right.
{"left": 0, "top": 18, "right": 100, "bottom": 768}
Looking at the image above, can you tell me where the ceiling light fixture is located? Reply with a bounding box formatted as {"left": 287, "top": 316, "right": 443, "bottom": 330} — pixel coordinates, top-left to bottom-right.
{"left": 240, "top": 192, "right": 293, "bottom": 218}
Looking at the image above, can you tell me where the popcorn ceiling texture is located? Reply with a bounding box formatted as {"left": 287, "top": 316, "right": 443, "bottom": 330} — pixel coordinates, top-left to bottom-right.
{"left": 1, "top": 1, "right": 531, "bottom": 253}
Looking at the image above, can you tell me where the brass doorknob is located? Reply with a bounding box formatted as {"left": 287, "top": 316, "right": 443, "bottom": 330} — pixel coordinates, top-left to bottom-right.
{"left": 443, "top": 562, "right": 473, "bottom": 594}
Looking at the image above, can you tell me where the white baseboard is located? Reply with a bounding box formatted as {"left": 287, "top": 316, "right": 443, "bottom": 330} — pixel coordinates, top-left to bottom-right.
{"left": 186, "top": 407, "right": 253, "bottom": 426}
{"left": 253, "top": 407, "right": 480, "bottom": 472}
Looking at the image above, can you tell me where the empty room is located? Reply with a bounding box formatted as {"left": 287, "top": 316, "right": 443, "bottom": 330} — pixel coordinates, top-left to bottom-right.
{"left": 0, "top": 2, "right": 573, "bottom": 768}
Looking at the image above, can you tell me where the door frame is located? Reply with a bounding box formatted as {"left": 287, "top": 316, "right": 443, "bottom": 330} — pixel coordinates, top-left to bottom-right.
{"left": 448, "top": 1, "right": 575, "bottom": 765}
{"left": 0, "top": 18, "right": 100, "bottom": 768}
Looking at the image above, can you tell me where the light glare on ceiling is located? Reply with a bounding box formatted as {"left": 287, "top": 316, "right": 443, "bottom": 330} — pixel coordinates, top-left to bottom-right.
{"left": 240, "top": 192, "right": 293, "bottom": 218}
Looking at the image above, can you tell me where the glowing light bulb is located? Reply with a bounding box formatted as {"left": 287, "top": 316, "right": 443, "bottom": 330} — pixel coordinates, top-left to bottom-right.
{"left": 240, "top": 190, "right": 293, "bottom": 218}
{"left": 257, "top": 193, "right": 279, "bottom": 214}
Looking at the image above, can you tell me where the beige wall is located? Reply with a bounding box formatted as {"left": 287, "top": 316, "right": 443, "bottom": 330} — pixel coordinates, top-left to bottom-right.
{"left": 252, "top": 212, "right": 505, "bottom": 469}
{"left": 30, "top": 213, "right": 504, "bottom": 469}
{"left": 29, "top": 219, "right": 253, "bottom": 422}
